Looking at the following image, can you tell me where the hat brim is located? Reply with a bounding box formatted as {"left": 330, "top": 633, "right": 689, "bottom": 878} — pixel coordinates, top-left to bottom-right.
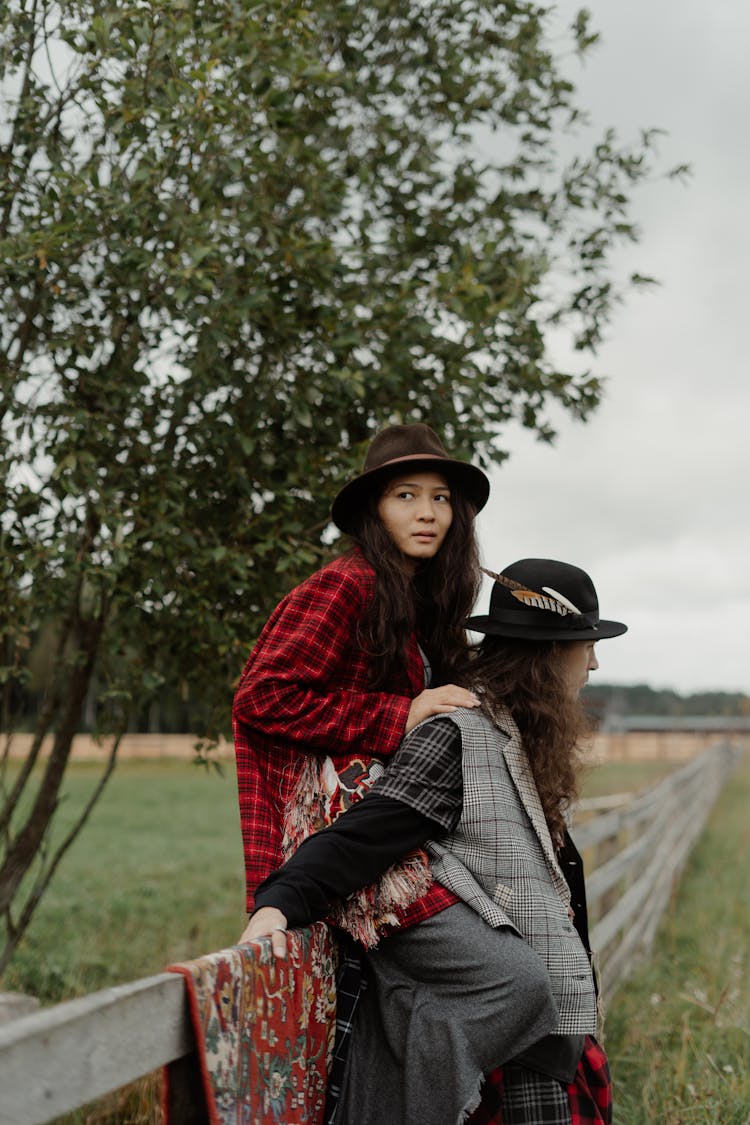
{"left": 332, "top": 456, "right": 490, "bottom": 533}
{"left": 465, "top": 616, "right": 628, "bottom": 642}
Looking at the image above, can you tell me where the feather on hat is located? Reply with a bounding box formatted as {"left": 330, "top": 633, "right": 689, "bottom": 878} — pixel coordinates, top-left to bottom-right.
{"left": 467, "top": 559, "right": 627, "bottom": 641}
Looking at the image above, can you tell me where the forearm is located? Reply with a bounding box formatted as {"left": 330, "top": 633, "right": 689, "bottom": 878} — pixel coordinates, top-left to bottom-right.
{"left": 252, "top": 795, "right": 440, "bottom": 928}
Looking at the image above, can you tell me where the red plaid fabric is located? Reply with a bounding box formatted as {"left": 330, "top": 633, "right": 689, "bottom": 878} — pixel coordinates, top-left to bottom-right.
{"left": 467, "top": 1038, "right": 612, "bottom": 1124}
{"left": 567, "top": 1037, "right": 612, "bottom": 1125}
{"left": 232, "top": 548, "right": 458, "bottom": 926}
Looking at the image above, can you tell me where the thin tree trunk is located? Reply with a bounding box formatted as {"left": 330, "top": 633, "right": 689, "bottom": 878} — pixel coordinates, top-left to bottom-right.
{"left": 0, "top": 613, "right": 104, "bottom": 917}
{"left": 0, "top": 626, "right": 67, "bottom": 839}
{"left": 0, "top": 725, "right": 124, "bottom": 975}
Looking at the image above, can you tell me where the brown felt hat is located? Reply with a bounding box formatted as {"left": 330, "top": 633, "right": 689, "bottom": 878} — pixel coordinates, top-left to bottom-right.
{"left": 331, "top": 423, "right": 490, "bottom": 533}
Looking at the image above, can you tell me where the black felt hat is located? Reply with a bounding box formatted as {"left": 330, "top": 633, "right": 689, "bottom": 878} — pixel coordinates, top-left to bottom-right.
{"left": 467, "top": 558, "right": 628, "bottom": 641}
{"left": 331, "top": 423, "right": 490, "bottom": 533}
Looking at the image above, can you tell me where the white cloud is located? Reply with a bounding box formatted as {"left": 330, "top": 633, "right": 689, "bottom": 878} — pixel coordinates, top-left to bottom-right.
{"left": 474, "top": 0, "right": 750, "bottom": 694}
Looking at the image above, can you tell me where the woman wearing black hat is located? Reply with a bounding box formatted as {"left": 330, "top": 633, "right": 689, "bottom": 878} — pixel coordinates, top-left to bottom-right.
{"left": 244, "top": 559, "right": 627, "bottom": 1125}
{"left": 233, "top": 427, "right": 558, "bottom": 1120}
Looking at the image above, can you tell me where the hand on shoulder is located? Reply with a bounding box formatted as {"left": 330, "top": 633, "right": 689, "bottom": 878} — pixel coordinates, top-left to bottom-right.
{"left": 406, "top": 685, "right": 480, "bottom": 732}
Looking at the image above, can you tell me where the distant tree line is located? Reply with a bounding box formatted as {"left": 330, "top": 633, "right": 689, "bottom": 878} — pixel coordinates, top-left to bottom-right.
{"left": 583, "top": 683, "right": 750, "bottom": 719}
{"left": 11, "top": 671, "right": 749, "bottom": 736}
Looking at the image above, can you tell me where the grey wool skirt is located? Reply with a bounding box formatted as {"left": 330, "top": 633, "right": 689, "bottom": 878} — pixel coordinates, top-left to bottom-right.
{"left": 335, "top": 902, "right": 558, "bottom": 1125}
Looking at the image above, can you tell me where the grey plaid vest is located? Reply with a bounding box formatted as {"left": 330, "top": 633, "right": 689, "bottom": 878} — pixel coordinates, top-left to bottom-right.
{"left": 427, "top": 705, "right": 598, "bottom": 1035}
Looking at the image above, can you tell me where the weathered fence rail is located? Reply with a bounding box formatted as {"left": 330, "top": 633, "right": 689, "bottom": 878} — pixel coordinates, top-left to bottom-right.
{"left": 0, "top": 742, "right": 741, "bottom": 1125}
{"left": 575, "top": 742, "right": 739, "bottom": 993}
{"left": 0, "top": 973, "right": 192, "bottom": 1125}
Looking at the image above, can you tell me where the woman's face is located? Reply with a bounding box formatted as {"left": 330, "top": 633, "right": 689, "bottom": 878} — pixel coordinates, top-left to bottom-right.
{"left": 558, "top": 640, "right": 599, "bottom": 698}
{"left": 376, "top": 471, "right": 453, "bottom": 562}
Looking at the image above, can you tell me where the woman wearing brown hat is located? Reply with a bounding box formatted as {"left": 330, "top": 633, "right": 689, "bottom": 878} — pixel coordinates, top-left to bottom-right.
{"left": 233, "top": 425, "right": 558, "bottom": 1118}
{"left": 233, "top": 423, "right": 493, "bottom": 939}
{"left": 244, "top": 559, "right": 627, "bottom": 1125}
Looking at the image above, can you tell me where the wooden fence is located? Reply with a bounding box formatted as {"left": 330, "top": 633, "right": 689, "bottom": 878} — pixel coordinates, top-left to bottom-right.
{"left": 0, "top": 742, "right": 741, "bottom": 1125}
{"left": 574, "top": 742, "right": 740, "bottom": 994}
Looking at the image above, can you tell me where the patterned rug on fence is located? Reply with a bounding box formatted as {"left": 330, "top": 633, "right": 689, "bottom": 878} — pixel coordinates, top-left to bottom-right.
{"left": 165, "top": 923, "right": 338, "bottom": 1125}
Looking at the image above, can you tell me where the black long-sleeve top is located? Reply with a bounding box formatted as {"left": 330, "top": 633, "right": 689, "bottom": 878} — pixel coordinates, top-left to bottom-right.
{"left": 252, "top": 716, "right": 591, "bottom": 952}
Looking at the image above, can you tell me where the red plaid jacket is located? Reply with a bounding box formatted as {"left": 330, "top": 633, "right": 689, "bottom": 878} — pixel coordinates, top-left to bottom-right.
{"left": 232, "top": 548, "right": 458, "bottom": 925}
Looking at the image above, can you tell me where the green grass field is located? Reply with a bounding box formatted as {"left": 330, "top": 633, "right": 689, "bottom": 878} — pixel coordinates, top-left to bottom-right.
{"left": 2, "top": 753, "right": 748, "bottom": 1123}
{"left": 606, "top": 752, "right": 750, "bottom": 1124}
{"left": 1, "top": 755, "right": 671, "bottom": 1001}
{"left": 2, "top": 758, "right": 247, "bottom": 1002}
{"left": 580, "top": 756, "right": 677, "bottom": 800}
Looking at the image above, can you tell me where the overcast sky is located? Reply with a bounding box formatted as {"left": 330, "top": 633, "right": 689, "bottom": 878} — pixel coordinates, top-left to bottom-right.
{"left": 473, "top": 0, "right": 750, "bottom": 695}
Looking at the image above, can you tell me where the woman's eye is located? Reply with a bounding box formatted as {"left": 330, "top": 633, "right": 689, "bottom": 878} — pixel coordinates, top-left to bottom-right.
{"left": 435, "top": 493, "right": 451, "bottom": 503}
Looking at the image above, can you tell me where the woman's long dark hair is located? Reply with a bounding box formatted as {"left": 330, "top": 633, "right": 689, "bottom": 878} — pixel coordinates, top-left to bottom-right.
{"left": 460, "top": 637, "right": 592, "bottom": 846}
{"left": 348, "top": 485, "right": 480, "bottom": 690}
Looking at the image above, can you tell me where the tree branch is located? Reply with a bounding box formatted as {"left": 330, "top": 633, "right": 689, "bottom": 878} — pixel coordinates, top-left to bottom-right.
{"left": 0, "top": 725, "right": 124, "bottom": 974}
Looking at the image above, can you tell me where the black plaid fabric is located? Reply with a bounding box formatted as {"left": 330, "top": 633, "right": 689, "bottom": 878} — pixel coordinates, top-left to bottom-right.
{"left": 324, "top": 933, "right": 366, "bottom": 1125}
{"left": 371, "top": 715, "right": 463, "bottom": 831}
{"left": 498, "top": 1065, "right": 572, "bottom": 1125}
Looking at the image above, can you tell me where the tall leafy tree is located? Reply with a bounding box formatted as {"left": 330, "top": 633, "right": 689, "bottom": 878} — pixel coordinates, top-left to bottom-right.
{"left": 0, "top": 0, "right": 680, "bottom": 969}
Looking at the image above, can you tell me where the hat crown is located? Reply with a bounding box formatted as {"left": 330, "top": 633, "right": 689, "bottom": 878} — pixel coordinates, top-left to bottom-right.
{"left": 330, "top": 422, "right": 490, "bottom": 533}
{"left": 465, "top": 558, "right": 627, "bottom": 642}
{"left": 494, "top": 559, "right": 599, "bottom": 621}
{"left": 363, "top": 423, "right": 449, "bottom": 472}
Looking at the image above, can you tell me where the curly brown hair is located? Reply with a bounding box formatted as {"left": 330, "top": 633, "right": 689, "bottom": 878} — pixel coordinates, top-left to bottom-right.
{"left": 346, "top": 486, "right": 481, "bottom": 690}
{"left": 460, "top": 637, "right": 593, "bottom": 847}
